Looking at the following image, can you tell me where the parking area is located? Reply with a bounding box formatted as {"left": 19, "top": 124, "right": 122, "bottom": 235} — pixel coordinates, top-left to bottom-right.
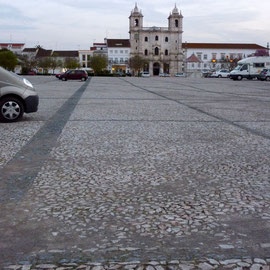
{"left": 0, "top": 76, "right": 270, "bottom": 269}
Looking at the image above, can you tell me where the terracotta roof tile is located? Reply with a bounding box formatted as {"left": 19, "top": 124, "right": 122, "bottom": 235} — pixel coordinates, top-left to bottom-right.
{"left": 52, "top": 50, "right": 78, "bottom": 57}
{"left": 186, "top": 53, "right": 201, "bottom": 62}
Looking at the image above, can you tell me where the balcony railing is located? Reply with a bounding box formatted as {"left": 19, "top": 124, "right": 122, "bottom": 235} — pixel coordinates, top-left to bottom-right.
{"left": 142, "top": 27, "right": 169, "bottom": 31}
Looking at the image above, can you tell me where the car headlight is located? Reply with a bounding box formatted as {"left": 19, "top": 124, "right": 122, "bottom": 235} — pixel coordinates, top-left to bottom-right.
{"left": 23, "top": 78, "right": 33, "bottom": 88}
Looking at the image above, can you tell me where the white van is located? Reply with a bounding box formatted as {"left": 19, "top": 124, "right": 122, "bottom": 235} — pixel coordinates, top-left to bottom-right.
{"left": 230, "top": 56, "right": 270, "bottom": 80}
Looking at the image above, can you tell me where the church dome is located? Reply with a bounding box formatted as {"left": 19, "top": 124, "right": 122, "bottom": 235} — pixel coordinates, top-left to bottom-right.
{"left": 172, "top": 4, "right": 179, "bottom": 14}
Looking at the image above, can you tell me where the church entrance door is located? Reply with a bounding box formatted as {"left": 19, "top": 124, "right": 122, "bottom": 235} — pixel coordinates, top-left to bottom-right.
{"left": 153, "top": 62, "right": 160, "bottom": 76}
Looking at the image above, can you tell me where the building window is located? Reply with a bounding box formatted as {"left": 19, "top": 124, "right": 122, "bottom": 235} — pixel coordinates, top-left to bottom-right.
{"left": 120, "top": 50, "right": 123, "bottom": 54}
{"left": 192, "top": 63, "right": 194, "bottom": 68}
{"left": 197, "top": 53, "right": 202, "bottom": 60}
{"left": 115, "top": 50, "right": 118, "bottom": 53}
{"left": 204, "top": 64, "right": 207, "bottom": 68}
{"left": 110, "top": 50, "right": 113, "bottom": 54}
{"left": 154, "top": 47, "right": 159, "bottom": 55}
{"left": 115, "top": 58, "right": 118, "bottom": 63}
{"left": 87, "top": 55, "right": 90, "bottom": 61}
{"left": 221, "top": 53, "right": 226, "bottom": 60}
{"left": 155, "top": 36, "right": 159, "bottom": 41}
{"left": 120, "top": 58, "right": 124, "bottom": 63}
{"left": 212, "top": 53, "right": 217, "bottom": 60}
{"left": 175, "top": 19, "right": 179, "bottom": 27}
{"left": 82, "top": 55, "right": 86, "bottom": 61}
{"left": 165, "top": 37, "right": 168, "bottom": 42}
{"left": 125, "top": 50, "right": 128, "bottom": 53}
{"left": 145, "top": 37, "right": 148, "bottom": 42}
{"left": 144, "top": 49, "right": 148, "bottom": 56}
{"left": 165, "top": 49, "right": 168, "bottom": 56}
{"left": 135, "top": 19, "right": 139, "bottom": 27}
{"left": 203, "top": 54, "right": 207, "bottom": 60}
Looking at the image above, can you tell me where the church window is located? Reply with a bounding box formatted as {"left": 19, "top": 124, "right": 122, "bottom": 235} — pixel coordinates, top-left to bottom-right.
{"left": 154, "top": 47, "right": 159, "bottom": 55}
{"left": 165, "top": 37, "right": 168, "bottom": 42}
{"left": 175, "top": 19, "right": 179, "bottom": 27}
{"left": 155, "top": 36, "right": 159, "bottom": 41}
{"left": 145, "top": 37, "right": 148, "bottom": 42}
{"left": 145, "top": 49, "right": 148, "bottom": 56}
{"left": 135, "top": 19, "right": 139, "bottom": 27}
{"left": 165, "top": 50, "right": 168, "bottom": 56}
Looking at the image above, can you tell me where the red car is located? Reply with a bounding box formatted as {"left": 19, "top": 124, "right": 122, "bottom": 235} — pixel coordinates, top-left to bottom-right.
{"left": 27, "top": 71, "right": 37, "bottom": 75}
{"left": 59, "top": 70, "right": 88, "bottom": 81}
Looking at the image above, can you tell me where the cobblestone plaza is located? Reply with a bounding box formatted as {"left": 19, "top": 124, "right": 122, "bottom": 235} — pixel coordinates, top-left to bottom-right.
{"left": 0, "top": 76, "right": 270, "bottom": 269}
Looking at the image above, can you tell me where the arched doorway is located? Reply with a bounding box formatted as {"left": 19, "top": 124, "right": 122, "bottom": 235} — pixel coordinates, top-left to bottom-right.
{"left": 153, "top": 62, "right": 160, "bottom": 76}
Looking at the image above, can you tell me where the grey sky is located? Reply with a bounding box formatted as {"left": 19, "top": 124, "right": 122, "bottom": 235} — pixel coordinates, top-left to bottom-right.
{"left": 0, "top": 0, "right": 269, "bottom": 50}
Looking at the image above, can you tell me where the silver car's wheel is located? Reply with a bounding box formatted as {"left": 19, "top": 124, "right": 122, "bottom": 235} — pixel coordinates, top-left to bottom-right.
{"left": 266, "top": 77, "right": 270, "bottom": 81}
{"left": 0, "top": 97, "right": 24, "bottom": 122}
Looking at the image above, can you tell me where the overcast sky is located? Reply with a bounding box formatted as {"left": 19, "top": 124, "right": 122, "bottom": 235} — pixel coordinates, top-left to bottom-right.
{"left": 0, "top": 0, "right": 269, "bottom": 50}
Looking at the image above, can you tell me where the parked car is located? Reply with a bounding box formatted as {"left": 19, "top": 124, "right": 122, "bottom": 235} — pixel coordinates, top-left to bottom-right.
{"left": 211, "top": 69, "right": 230, "bottom": 78}
{"left": 59, "top": 70, "right": 88, "bottom": 81}
{"left": 27, "top": 71, "right": 36, "bottom": 75}
{"left": 0, "top": 67, "right": 39, "bottom": 122}
{"left": 55, "top": 73, "right": 64, "bottom": 79}
{"left": 141, "top": 72, "right": 150, "bottom": 77}
{"left": 258, "top": 69, "right": 270, "bottom": 81}
{"left": 175, "top": 73, "right": 185, "bottom": 77}
{"left": 201, "top": 69, "right": 212, "bottom": 78}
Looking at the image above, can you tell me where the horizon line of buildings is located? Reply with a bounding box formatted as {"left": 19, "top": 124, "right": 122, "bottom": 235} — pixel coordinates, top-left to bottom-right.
{"left": 1, "top": 40, "right": 268, "bottom": 75}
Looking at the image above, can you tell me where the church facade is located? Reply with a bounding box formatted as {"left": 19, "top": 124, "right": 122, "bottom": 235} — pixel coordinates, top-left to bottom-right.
{"left": 129, "top": 4, "right": 184, "bottom": 76}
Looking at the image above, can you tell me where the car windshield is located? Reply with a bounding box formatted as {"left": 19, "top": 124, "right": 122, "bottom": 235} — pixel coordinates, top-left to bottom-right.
{"left": 234, "top": 65, "right": 242, "bottom": 70}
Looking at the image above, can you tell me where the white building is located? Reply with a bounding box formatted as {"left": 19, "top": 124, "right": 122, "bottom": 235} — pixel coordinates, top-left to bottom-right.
{"left": 79, "top": 50, "right": 94, "bottom": 70}
{"left": 106, "top": 39, "right": 130, "bottom": 73}
{"left": 183, "top": 43, "right": 268, "bottom": 72}
{"left": 129, "top": 4, "right": 184, "bottom": 76}
{"left": 0, "top": 43, "right": 25, "bottom": 54}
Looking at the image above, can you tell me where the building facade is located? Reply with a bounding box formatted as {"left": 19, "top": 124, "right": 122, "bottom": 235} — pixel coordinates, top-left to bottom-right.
{"left": 183, "top": 43, "right": 268, "bottom": 72}
{"left": 129, "top": 4, "right": 184, "bottom": 76}
{"left": 106, "top": 39, "right": 130, "bottom": 73}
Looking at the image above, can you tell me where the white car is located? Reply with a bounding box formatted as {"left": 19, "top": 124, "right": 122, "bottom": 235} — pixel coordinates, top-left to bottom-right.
{"left": 211, "top": 69, "right": 230, "bottom": 78}
{"left": 141, "top": 72, "right": 150, "bottom": 77}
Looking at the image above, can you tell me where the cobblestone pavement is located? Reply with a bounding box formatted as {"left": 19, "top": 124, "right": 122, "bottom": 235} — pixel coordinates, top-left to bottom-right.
{"left": 0, "top": 76, "right": 270, "bottom": 269}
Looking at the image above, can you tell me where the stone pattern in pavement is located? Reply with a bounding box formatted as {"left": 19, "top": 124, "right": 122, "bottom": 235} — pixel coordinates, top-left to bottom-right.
{"left": 1, "top": 77, "right": 270, "bottom": 268}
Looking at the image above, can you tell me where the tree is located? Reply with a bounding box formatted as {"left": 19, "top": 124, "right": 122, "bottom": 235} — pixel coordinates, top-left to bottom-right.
{"left": 0, "top": 50, "right": 18, "bottom": 71}
{"left": 89, "top": 55, "right": 107, "bottom": 74}
{"left": 38, "top": 57, "right": 52, "bottom": 74}
{"left": 49, "top": 57, "right": 58, "bottom": 74}
{"left": 129, "top": 55, "right": 148, "bottom": 76}
{"left": 64, "top": 57, "right": 80, "bottom": 69}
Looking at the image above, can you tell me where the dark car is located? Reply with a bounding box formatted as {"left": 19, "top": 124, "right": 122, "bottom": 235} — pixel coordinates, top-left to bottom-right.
{"left": 55, "top": 73, "right": 64, "bottom": 79}
{"left": 59, "top": 70, "right": 88, "bottom": 81}
{"left": 27, "top": 71, "right": 37, "bottom": 75}
{"left": 0, "top": 67, "right": 39, "bottom": 122}
{"left": 258, "top": 69, "right": 270, "bottom": 81}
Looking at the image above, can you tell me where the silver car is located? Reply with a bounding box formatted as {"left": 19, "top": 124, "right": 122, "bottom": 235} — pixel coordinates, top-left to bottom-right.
{"left": 0, "top": 67, "right": 39, "bottom": 122}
